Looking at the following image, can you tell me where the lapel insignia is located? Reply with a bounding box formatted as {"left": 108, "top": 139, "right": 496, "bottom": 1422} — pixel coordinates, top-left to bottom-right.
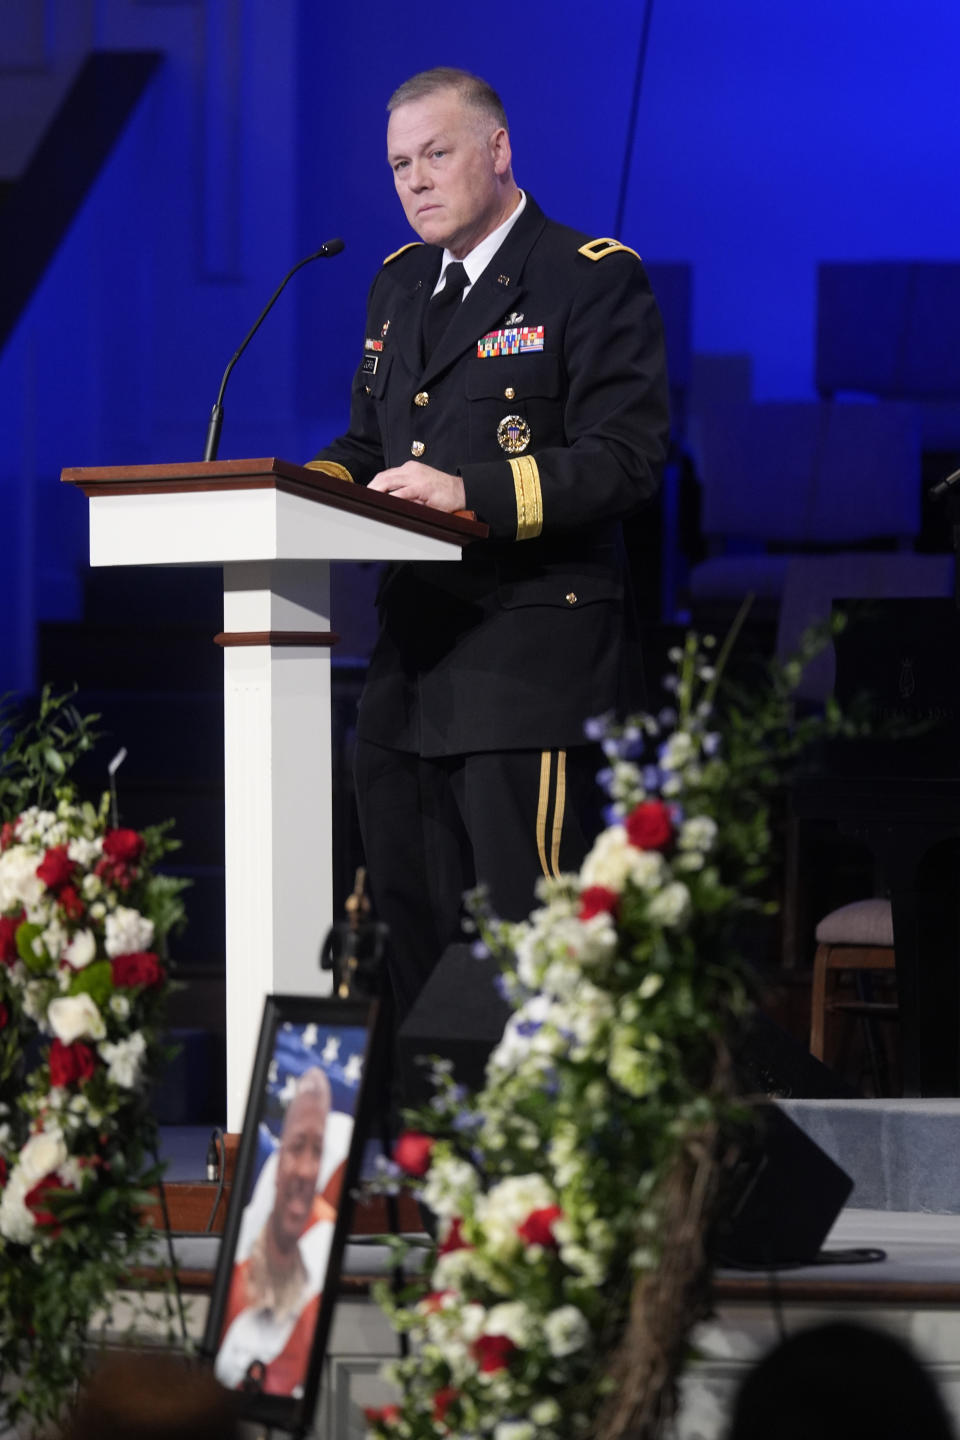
{"left": 497, "top": 415, "right": 531, "bottom": 454}
{"left": 381, "top": 320, "right": 390, "bottom": 337}
{"left": 477, "top": 325, "right": 545, "bottom": 358}
{"left": 497, "top": 274, "right": 511, "bottom": 286}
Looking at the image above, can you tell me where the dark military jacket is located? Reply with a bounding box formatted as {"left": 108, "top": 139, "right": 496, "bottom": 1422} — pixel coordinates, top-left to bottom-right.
{"left": 310, "top": 195, "right": 669, "bottom": 757}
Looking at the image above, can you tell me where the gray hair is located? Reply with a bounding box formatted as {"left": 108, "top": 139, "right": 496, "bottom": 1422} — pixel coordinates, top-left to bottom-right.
{"left": 387, "top": 68, "right": 508, "bottom": 134}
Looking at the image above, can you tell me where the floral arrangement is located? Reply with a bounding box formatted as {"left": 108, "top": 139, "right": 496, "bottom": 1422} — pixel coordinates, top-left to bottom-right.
{"left": 0, "top": 692, "right": 187, "bottom": 1432}
{"left": 366, "top": 618, "right": 852, "bottom": 1440}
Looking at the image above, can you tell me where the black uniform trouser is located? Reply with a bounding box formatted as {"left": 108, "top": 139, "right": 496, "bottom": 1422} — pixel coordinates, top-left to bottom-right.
{"left": 353, "top": 738, "right": 602, "bottom": 1020}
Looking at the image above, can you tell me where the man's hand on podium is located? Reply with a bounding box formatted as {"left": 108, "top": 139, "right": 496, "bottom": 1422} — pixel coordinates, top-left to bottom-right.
{"left": 368, "top": 461, "right": 466, "bottom": 512}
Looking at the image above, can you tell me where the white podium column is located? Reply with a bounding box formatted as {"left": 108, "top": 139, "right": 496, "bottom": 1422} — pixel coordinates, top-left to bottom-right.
{"left": 219, "top": 560, "right": 335, "bottom": 1128}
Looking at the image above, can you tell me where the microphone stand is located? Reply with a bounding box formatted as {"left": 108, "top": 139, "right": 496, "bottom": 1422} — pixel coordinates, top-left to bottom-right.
{"left": 930, "top": 466, "right": 960, "bottom": 610}
{"left": 203, "top": 238, "right": 344, "bottom": 462}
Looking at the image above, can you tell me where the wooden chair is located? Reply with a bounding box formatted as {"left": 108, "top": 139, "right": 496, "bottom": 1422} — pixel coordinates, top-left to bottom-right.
{"left": 809, "top": 898, "right": 898, "bottom": 1091}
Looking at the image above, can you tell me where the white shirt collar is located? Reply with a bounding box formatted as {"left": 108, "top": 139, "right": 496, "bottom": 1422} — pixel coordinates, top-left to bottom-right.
{"left": 433, "top": 190, "right": 527, "bottom": 296}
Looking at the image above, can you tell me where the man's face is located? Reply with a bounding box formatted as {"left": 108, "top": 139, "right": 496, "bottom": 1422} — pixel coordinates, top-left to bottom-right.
{"left": 272, "top": 1093, "right": 325, "bottom": 1250}
{"left": 386, "top": 90, "right": 512, "bottom": 258}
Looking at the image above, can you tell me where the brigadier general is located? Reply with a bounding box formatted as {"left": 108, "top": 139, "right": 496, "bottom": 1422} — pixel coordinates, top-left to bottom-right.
{"left": 308, "top": 67, "right": 669, "bottom": 1018}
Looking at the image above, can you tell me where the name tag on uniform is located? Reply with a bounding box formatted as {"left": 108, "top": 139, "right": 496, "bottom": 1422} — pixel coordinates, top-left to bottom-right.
{"left": 361, "top": 354, "right": 379, "bottom": 374}
{"left": 477, "top": 325, "right": 545, "bottom": 358}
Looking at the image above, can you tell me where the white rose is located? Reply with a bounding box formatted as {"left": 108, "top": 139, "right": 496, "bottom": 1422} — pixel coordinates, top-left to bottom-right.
{"left": 18, "top": 1129, "right": 68, "bottom": 1186}
{"left": 543, "top": 1305, "right": 590, "bottom": 1357}
{"left": 104, "top": 906, "right": 154, "bottom": 958}
{"left": 98, "top": 1031, "right": 146, "bottom": 1089}
{"left": 63, "top": 929, "right": 97, "bottom": 970}
{"left": 0, "top": 845, "right": 46, "bottom": 913}
{"left": 580, "top": 826, "right": 632, "bottom": 893}
{"left": 48, "top": 993, "right": 106, "bottom": 1045}
{"left": 0, "top": 1174, "right": 36, "bottom": 1243}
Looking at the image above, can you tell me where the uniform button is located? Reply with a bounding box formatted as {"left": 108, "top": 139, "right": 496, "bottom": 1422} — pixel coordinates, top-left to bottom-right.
{"left": 565, "top": 592, "right": 578, "bottom": 605}
{"left": 365, "top": 385, "right": 372, "bottom": 395}
{"left": 504, "top": 386, "right": 516, "bottom": 400}
{"left": 411, "top": 440, "right": 425, "bottom": 457}
{"left": 414, "top": 391, "right": 430, "bottom": 407}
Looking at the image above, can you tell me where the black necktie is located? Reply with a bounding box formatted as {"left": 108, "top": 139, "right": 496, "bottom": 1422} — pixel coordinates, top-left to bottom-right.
{"left": 422, "top": 261, "right": 469, "bottom": 361}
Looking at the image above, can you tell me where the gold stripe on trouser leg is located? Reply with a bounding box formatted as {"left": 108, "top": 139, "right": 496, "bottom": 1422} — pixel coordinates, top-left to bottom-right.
{"left": 536, "top": 750, "right": 552, "bottom": 878}
{"left": 549, "top": 749, "right": 567, "bottom": 878}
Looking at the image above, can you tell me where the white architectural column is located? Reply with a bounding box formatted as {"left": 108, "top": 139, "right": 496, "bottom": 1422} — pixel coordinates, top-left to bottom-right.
{"left": 221, "top": 560, "right": 334, "bottom": 1128}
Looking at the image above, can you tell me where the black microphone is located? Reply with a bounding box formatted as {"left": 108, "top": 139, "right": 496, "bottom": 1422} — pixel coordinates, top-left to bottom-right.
{"left": 202, "top": 238, "right": 345, "bottom": 462}
{"left": 931, "top": 466, "right": 960, "bottom": 503}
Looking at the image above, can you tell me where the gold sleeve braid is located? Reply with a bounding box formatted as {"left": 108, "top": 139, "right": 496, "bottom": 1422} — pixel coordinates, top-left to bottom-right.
{"left": 509, "top": 455, "right": 543, "bottom": 540}
{"left": 304, "top": 460, "right": 354, "bottom": 483}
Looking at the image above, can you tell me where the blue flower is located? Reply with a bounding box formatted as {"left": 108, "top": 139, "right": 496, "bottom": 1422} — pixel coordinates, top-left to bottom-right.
{"left": 493, "top": 972, "right": 513, "bottom": 1002}
{"left": 583, "top": 714, "right": 610, "bottom": 742}
{"left": 471, "top": 938, "right": 490, "bottom": 960}
{"left": 517, "top": 1018, "right": 543, "bottom": 1037}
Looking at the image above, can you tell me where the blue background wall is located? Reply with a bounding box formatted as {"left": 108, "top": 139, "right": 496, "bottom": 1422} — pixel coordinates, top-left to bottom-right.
{"left": 2, "top": 0, "right": 959, "bottom": 693}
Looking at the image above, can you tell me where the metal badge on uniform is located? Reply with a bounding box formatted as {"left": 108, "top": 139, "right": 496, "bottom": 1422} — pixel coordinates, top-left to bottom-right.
{"left": 497, "top": 415, "right": 531, "bottom": 454}
{"left": 504, "top": 311, "right": 524, "bottom": 326}
{"left": 361, "top": 354, "right": 379, "bottom": 375}
{"left": 478, "top": 325, "right": 545, "bottom": 358}
{"left": 381, "top": 320, "right": 391, "bottom": 338}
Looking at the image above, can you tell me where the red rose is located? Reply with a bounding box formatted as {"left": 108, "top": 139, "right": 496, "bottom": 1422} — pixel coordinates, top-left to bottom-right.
{"left": 625, "top": 800, "right": 673, "bottom": 851}
{"left": 36, "top": 845, "right": 75, "bottom": 893}
{"left": 579, "top": 885, "right": 619, "bottom": 921}
{"left": 438, "top": 1216, "right": 472, "bottom": 1255}
{"left": 393, "top": 1130, "right": 435, "bottom": 1176}
{"left": 432, "top": 1387, "right": 459, "bottom": 1423}
{"left": 0, "top": 913, "right": 22, "bottom": 966}
{"left": 102, "top": 829, "right": 146, "bottom": 864}
{"left": 0, "top": 1003, "right": 8, "bottom": 1030}
{"left": 0, "top": 821, "right": 15, "bottom": 852}
{"left": 49, "top": 1039, "right": 97, "bottom": 1088}
{"left": 0, "top": 1156, "right": 7, "bottom": 1187}
{"left": 59, "top": 886, "right": 85, "bottom": 922}
{"left": 362, "top": 1405, "right": 400, "bottom": 1428}
{"left": 25, "top": 1174, "right": 72, "bottom": 1233}
{"left": 517, "top": 1204, "right": 564, "bottom": 1247}
{"left": 472, "top": 1333, "right": 516, "bottom": 1373}
{"left": 111, "top": 951, "right": 165, "bottom": 989}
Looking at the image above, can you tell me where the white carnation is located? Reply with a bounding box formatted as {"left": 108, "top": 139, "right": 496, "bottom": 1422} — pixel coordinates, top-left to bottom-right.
{"left": 0, "top": 845, "right": 45, "bottom": 913}
{"left": 67, "top": 836, "right": 102, "bottom": 867}
{"left": 475, "top": 1175, "right": 556, "bottom": 1257}
{"left": 0, "top": 1173, "right": 36, "bottom": 1243}
{"left": 646, "top": 882, "right": 691, "bottom": 929}
{"left": 484, "top": 1300, "right": 537, "bottom": 1347}
{"left": 48, "top": 993, "right": 106, "bottom": 1044}
{"left": 678, "top": 815, "right": 718, "bottom": 854}
{"left": 104, "top": 906, "right": 154, "bottom": 958}
{"left": 543, "top": 1304, "right": 590, "bottom": 1357}
{"left": 422, "top": 1153, "right": 479, "bottom": 1219}
{"left": 494, "top": 1424, "right": 535, "bottom": 1440}
{"left": 99, "top": 1031, "right": 146, "bottom": 1089}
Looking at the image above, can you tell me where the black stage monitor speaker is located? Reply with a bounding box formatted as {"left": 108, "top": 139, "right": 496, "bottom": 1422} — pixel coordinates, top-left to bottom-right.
{"left": 397, "top": 943, "right": 511, "bottom": 1107}
{"left": 711, "top": 1102, "right": 854, "bottom": 1269}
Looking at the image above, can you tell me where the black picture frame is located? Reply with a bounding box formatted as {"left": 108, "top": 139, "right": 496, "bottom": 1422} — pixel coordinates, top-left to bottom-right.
{"left": 201, "top": 993, "right": 384, "bottom": 1434}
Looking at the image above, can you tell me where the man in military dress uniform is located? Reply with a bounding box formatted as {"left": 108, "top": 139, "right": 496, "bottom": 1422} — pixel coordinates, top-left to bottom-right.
{"left": 309, "top": 67, "right": 669, "bottom": 1018}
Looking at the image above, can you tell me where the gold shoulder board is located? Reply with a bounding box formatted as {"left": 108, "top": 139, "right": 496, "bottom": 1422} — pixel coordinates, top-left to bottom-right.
{"left": 578, "top": 237, "right": 641, "bottom": 262}
{"left": 382, "top": 241, "right": 423, "bottom": 266}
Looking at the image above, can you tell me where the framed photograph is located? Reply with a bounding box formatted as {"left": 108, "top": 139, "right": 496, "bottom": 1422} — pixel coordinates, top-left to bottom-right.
{"left": 202, "top": 993, "right": 384, "bottom": 1432}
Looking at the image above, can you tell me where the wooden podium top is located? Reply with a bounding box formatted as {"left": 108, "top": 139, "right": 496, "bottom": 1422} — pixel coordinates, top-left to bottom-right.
{"left": 61, "top": 457, "right": 488, "bottom": 548}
